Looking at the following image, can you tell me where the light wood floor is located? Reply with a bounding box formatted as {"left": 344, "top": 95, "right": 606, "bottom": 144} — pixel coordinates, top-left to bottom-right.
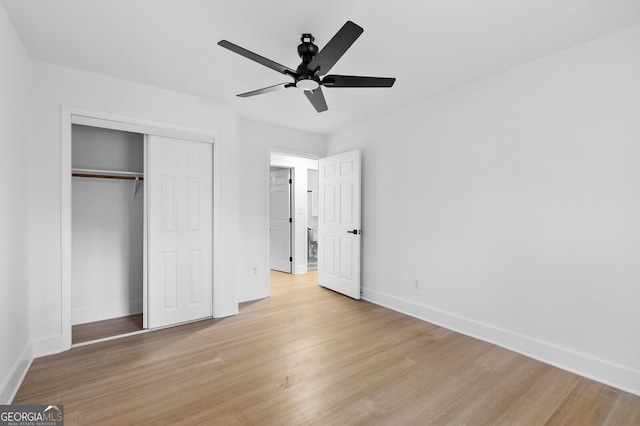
{"left": 72, "top": 313, "right": 144, "bottom": 345}
{"left": 14, "top": 271, "right": 640, "bottom": 425}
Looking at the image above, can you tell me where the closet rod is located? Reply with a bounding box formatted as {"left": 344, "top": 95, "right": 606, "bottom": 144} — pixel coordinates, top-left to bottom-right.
{"left": 71, "top": 168, "right": 143, "bottom": 181}
{"left": 72, "top": 173, "right": 143, "bottom": 181}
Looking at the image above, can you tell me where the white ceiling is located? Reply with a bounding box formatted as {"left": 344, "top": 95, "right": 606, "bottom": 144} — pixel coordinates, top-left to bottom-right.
{"left": 3, "top": 0, "right": 640, "bottom": 135}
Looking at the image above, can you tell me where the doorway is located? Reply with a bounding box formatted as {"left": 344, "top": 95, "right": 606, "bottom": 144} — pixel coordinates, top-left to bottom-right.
{"left": 268, "top": 152, "right": 319, "bottom": 281}
{"left": 266, "top": 149, "right": 362, "bottom": 300}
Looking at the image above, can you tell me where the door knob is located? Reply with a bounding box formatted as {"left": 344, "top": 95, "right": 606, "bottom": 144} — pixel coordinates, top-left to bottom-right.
{"left": 347, "top": 229, "right": 361, "bottom": 234}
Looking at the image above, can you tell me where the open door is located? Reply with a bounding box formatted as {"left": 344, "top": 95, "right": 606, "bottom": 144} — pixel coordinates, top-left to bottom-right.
{"left": 318, "top": 150, "right": 361, "bottom": 299}
{"left": 270, "top": 168, "right": 292, "bottom": 273}
{"left": 147, "top": 135, "right": 213, "bottom": 328}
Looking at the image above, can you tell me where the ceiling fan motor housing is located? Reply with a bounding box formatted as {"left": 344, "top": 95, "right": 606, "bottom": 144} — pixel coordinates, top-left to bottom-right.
{"left": 295, "top": 33, "right": 321, "bottom": 90}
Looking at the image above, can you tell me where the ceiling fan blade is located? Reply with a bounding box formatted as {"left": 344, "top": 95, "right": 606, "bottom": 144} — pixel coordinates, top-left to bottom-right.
{"left": 307, "top": 21, "right": 363, "bottom": 76}
{"left": 322, "top": 75, "right": 396, "bottom": 88}
{"left": 218, "top": 40, "right": 295, "bottom": 75}
{"left": 237, "top": 83, "right": 292, "bottom": 98}
{"left": 304, "top": 87, "right": 328, "bottom": 113}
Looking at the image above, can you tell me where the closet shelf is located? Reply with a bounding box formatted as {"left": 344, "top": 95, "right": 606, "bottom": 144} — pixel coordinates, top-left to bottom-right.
{"left": 72, "top": 168, "right": 144, "bottom": 181}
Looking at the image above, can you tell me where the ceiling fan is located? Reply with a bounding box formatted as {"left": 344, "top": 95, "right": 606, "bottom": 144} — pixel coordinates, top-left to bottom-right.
{"left": 218, "top": 21, "right": 395, "bottom": 113}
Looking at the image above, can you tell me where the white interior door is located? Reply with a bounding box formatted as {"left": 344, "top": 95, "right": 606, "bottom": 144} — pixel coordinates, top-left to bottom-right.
{"left": 318, "top": 149, "right": 361, "bottom": 299}
{"left": 270, "top": 168, "right": 292, "bottom": 273}
{"left": 147, "top": 135, "right": 213, "bottom": 328}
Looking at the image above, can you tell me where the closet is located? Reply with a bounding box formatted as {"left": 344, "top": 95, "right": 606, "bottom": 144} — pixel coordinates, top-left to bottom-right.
{"left": 70, "top": 121, "right": 214, "bottom": 344}
{"left": 71, "top": 125, "right": 145, "bottom": 343}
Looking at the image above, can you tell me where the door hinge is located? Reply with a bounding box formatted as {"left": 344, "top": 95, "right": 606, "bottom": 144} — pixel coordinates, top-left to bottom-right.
{"left": 289, "top": 257, "right": 292, "bottom": 262}
{"left": 289, "top": 218, "right": 292, "bottom": 223}
{"left": 289, "top": 178, "right": 292, "bottom": 184}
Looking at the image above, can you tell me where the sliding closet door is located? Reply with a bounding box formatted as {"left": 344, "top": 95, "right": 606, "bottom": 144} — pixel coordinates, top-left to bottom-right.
{"left": 147, "top": 135, "right": 213, "bottom": 328}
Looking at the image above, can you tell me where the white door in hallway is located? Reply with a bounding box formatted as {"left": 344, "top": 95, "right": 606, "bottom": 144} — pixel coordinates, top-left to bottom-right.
{"left": 270, "top": 168, "right": 292, "bottom": 273}
{"left": 147, "top": 135, "right": 213, "bottom": 328}
{"left": 318, "top": 149, "right": 361, "bottom": 299}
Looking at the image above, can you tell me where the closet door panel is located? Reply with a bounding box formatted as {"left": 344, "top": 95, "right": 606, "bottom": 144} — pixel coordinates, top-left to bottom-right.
{"left": 148, "top": 135, "right": 213, "bottom": 328}
{"left": 188, "top": 177, "right": 201, "bottom": 230}
{"left": 189, "top": 249, "right": 203, "bottom": 305}
{"left": 163, "top": 251, "right": 178, "bottom": 309}
{"left": 162, "top": 176, "right": 177, "bottom": 232}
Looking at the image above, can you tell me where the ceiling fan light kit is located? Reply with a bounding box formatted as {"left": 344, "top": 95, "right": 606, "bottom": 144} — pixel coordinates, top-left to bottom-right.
{"left": 218, "top": 21, "right": 396, "bottom": 113}
{"left": 296, "top": 76, "right": 320, "bottom": 91}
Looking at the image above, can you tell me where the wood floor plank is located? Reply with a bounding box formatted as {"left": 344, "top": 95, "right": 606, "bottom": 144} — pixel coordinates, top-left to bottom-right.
{"left": 312, "top": 364, "right": 436, "bottom": 425}
{"left": 441, "top": 356, "right": 549, "bottom": 425}
{"left": 362, "top": 362, "right": 499, "bottom": 425}
{"left": 603, "top": 391, "right": 640, "bottom": 425}
{"left": 72, "top": 313, "right": 143, "bottom": 344}
{"left": 545, "top": 378, "right": 620, "bottom": 426}
{"left": 491, "top": 366, "right": 581, "bottom": 425}
{"left": 236, "top": 351, "right": 420, "bottom": 425}
{"left": 12, "top": 271, "right": 640, "bottom": 425}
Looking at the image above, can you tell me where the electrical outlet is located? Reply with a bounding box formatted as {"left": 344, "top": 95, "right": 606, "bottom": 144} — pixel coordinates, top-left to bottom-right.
{"left": 414, "top": 279, "right": 421, "bottom": 289}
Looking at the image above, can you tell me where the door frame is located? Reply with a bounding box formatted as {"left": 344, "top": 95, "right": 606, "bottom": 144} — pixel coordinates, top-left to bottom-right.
{"left": 267, "top": 150, "right": 319, "bottom": 294}
{"left": 61, "top": 106, "right": 220, "bottom": 351}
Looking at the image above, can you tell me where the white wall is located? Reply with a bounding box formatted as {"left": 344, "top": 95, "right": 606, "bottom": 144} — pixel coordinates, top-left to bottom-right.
{"left": 236, "top": 117, "right": 326, "bottom": 302}
{"left": 71, "top": 126, "right": 144, "bottom": 324}
{"left": 328, "top": 24, "right": 640, "bottom": 395}
{"left": 0, "top": 3, "right": 31, "bottom": 403}
{"left": 28, "top": 60, "right": 240, "bottom": 356}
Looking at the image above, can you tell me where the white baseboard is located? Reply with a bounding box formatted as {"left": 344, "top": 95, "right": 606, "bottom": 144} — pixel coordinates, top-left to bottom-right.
{"left": 362, "top": 287, "right": 640, "bottom": 397}
{"left": 236, "top": 287, "right": 268, "bottom": 303}
{"left": 71, "top": 300, "right": 143, "bottom": 325}
{"left": 0, "top": 342, "right": 33, "bottom": 404}
{"left": 31, "top": 335, "right": 63, "bottom": 358}
{"left": 214, "top": 301, "right": 239, "bottom": 318}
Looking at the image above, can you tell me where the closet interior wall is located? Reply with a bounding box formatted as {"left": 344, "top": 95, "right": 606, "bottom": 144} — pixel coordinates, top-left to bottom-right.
{"left": 71, "top": 124, "right": 144, "bottom": 325}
